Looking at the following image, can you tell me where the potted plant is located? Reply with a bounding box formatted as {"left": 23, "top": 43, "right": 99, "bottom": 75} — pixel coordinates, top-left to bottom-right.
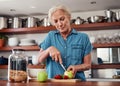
{"left": 0, "top": 34, "right": 8, "bottom": 47}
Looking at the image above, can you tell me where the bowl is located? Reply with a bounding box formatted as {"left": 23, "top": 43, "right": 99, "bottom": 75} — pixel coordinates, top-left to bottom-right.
{"left": 87, "top": 16, "right": 106, "bottom": 23}
{"left": 28, "top": 68, "right": 46, "bottom": 78}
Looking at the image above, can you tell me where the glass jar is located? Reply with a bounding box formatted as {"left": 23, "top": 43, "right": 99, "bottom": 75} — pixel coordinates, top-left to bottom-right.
{"left": 8, "top": 49, "right": 28, "bottom": 83}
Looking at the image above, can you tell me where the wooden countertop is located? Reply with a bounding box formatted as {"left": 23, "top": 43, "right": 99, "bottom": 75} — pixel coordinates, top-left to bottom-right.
{"left": 0, "top": 80, "right": 120, "bottom": 86}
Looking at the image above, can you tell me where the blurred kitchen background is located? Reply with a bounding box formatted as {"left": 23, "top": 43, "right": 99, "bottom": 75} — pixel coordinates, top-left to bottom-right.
{"left": 0, "top": 0, "right": 120, "bottom": 81}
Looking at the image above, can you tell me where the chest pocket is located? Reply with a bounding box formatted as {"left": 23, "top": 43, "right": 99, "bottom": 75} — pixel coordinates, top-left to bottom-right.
{"left": 71, "top": 44, "right": 84, "bottom": 59}
{"left": 67, "top": 44, "right": 84, "bottom": 65}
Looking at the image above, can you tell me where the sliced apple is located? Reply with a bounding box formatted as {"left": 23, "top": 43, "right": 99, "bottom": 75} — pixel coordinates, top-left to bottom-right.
{"left": 64, "top": 71, "right": 74, "bottom": 79}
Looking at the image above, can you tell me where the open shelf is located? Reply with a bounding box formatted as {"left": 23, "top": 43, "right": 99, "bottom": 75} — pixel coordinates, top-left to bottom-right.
{"left": 0, "top": 65, "right": 8, "bottom": 69}
{"left": 92, "top": 63, "right": 120, "bottom": 69}
{"left": 0, "top": 64, "right": 45, "bottom": 69}
{"left": 72, "top": 22, "right": 120, "bottom": 31}
{"left": 0, "top": 22, "right": 120, "bottom": 34}
{"left": 93, "top": 43, "right": 120, "bottom": 48}
{"left": 1, "top": 63, "right": 120, "bottom": 69}
{"left": 28, "top": 64, "right": 45, "bottom": 69}
{"left": 0, "top": 43, "right": 120, "bottom": 51}
{"left": 0, "top": 45, "right": 40, "bottom": 51}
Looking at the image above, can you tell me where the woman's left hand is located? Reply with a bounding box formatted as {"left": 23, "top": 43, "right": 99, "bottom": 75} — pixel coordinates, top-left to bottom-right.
{"left": 67, "top": 65, "right": 77, "bottom": 77}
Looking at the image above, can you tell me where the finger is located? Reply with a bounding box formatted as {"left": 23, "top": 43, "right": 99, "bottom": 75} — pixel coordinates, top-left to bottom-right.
{"left": 58, "top": 54, "right": 62, "bottom": 64}
{"left": 54, "top": 54, "right": 58, "bottom": 62}
{"left": 52, "top": 57, "right": 55, "bottom": 60}
{"left": 67, "top": 67, "right": 71, "bottom": 71}
{"left": 67, "top": 65, "right": 73, "bottom": 71}
{"left": 67, "top": 66, "right": 76, "bottom": 76}
{"left": 50, "top": 54, "right": 55, "bottom": 60}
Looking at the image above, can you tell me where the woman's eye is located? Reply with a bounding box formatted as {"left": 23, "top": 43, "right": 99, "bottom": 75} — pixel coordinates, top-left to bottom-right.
{"left": 54, "top": 20, "right": 58, "bottom": 23}
{"left": 60, "top": 17, "right": 65, "bottom": 21}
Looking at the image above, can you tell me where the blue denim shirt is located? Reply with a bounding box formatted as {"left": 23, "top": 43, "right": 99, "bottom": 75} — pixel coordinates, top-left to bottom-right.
{"left": 39, "top": 29, "right": 93, "bottom": 81}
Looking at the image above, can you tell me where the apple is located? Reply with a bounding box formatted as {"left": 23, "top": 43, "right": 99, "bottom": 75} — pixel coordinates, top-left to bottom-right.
{"left": 64, "top": 71, "right": 74, "bottom": 79}
{"left": 63, "top": 75, "right": 69, "bottom": 79}
{"left": 54, "top": 74, "right": 63, "bottom": 79}
{"left": 37, "top": 71, "right": 48, "bottom": 82}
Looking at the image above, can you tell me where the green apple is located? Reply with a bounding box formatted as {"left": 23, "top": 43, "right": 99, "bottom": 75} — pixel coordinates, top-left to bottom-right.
{"left": 64, "top": 71, "right": 74, "bottom": 79}
{"left": 37, "top": 71, "right": 48, "bottom": 82}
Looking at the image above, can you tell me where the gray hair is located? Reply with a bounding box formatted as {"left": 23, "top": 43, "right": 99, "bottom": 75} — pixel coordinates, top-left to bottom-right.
{"left": 48, "top": 5, "right": 71, "bottom": 23}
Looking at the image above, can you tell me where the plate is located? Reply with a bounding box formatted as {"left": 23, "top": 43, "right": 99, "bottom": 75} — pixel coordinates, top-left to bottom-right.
{"left": 19, "top": 43, "right": 36, "bottom": 46}
{"left": 20, "top": 39, "right": 36, "bottom": 43}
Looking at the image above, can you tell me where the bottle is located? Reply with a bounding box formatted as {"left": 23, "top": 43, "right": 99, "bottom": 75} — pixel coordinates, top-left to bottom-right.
{"left": 8, "top": 49, "right": 28, "bottom": 83}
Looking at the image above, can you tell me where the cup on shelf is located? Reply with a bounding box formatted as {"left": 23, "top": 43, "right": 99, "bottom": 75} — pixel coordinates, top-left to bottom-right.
{"left": 8, "top": 37, "right": 19, "bottom": 46}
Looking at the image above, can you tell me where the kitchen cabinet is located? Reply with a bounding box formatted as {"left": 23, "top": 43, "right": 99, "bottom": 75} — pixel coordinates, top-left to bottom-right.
{"left": 0, "top": 22, "right": 120, "bottom": 69}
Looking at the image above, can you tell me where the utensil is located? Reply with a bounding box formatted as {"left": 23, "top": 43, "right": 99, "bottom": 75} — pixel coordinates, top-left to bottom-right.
{"left": 13, "top": 17, "right": 22, "bottom": 28}
{"left": 115, "top": 11, "right": 120, "bottom": 21}
{"left": 105, "top": 9, "right": 114, "bottom": 18}
{"left": 87, "top": 16, "right": 106, "bottom": 23}
{"left": 0, "top": 17, "right": 7, "bottom": 30}
{"left": 39, "top": 17, "right": 51, "bottom": 27}
{"left": 75, "top": 17, "right": 85, "bottom": 25}
{"left": 60, "top": 64, "right": 66, "bottom": 71}
{"left": 27, "top": 17, "right": 37, "bottom": 28}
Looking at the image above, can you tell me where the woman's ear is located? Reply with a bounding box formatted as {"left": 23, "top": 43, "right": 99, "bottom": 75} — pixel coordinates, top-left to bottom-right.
{"left": 68, "top": 16, "right": 71, "bottom": 21}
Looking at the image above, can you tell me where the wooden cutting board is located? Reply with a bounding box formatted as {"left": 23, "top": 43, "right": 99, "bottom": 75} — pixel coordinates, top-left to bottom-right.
{"left": 48, "top": 79, "right": 81, "bottom": 82}
{"left": 29, "top": 79, "right": 81, "bottom": 83}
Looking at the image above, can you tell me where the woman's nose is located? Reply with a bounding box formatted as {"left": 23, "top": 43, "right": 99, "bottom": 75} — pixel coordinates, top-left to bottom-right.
{"left": 58, "top": 21, "right": 62, "bottom": 27}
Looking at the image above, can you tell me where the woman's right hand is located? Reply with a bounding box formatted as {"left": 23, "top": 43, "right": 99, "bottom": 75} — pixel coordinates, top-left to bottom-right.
{"left": 47, "top": 46, "right": 63, "bottom": 64}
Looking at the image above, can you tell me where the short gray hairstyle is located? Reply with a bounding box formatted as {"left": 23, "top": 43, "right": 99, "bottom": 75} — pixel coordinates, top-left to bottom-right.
{"left": 48, "top": 5, "right": 71, "bottom": 23}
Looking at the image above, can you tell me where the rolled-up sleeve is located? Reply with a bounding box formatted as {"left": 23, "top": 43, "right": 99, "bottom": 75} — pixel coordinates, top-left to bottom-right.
{"left": 84, "top": 34, "right": 93, "bottom": 57}
{"left": 39, "top": 32, "right": 51, "bottom": 50}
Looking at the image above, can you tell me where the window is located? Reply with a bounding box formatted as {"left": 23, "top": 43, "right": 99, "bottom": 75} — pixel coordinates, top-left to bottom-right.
{"left": 97, "top": 48, "right": 110, "bottom": 62}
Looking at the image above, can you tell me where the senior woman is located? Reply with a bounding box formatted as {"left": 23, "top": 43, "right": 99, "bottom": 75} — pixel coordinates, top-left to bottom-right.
{"left": 38, "top": 5, "right": 93, "bottom": 81}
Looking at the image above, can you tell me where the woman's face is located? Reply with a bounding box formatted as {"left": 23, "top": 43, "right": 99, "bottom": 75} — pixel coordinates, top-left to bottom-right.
{"left": 51, "top": 9, "right": 71, "bottom": 33}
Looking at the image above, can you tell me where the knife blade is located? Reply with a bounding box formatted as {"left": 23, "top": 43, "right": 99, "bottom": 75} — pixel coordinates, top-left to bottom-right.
{"left": 60, "top": 64, "right": 66, "bottom": 71}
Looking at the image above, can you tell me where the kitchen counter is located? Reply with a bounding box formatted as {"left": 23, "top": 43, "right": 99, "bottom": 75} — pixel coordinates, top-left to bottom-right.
{"left": 0, "top": 80, "right": 120, "bottom": 86}
{"left": 87, "top": 78, "right": 120, "bottom": 82}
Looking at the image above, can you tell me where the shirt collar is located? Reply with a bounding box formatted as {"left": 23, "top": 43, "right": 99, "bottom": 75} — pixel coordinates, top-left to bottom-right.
{"left": 55, "top": 28, "right": 78, "bottom": 35}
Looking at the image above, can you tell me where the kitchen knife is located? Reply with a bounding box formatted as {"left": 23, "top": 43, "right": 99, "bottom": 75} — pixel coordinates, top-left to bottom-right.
{"left": 60, "top": 63, "right": 66, "bottom": 71}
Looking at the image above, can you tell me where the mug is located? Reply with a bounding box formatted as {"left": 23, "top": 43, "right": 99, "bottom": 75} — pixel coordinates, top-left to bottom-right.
{"left": 8, "top": 37, "right": 19, "bottom": 46}
{"left": 32, "top": 55, "right": 39, "bottom": 65}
